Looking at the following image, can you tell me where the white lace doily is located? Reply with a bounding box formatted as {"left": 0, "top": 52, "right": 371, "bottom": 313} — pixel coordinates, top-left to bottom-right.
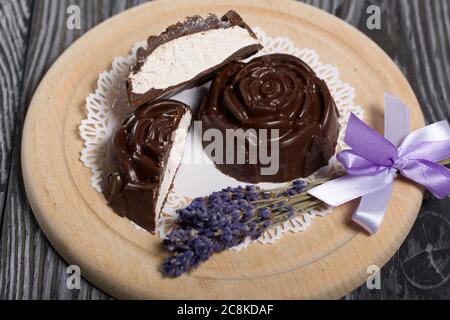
{"left": 79, "top": 27, "right": 363, "bottom": 250}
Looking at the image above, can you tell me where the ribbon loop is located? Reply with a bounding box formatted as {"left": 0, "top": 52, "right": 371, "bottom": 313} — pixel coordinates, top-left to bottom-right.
{"left": 337, "top": 150, "right": 386, "bottom": 176}
{"left": 399, "top": 159, "right": 450, "bottom": 199}
{"left": 345, "top": 114, "right": 398, "bottom": 166}
{"left": 399, "top": 120, "right": 450, "bottom": 150}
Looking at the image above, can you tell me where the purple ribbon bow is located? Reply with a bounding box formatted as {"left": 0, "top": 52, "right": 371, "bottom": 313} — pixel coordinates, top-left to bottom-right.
{"left": 308, "top": 93, "right": 450, "bottom": 234}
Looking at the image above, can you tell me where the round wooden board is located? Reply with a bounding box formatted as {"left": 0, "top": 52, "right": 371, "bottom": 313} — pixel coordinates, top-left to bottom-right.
{"left": 22, "top": 0, "right": 425, "bottom": 299}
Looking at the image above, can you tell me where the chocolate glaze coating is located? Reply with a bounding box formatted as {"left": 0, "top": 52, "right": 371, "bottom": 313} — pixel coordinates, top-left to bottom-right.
{"left": 126, "top": 10, "right": 262, "bottom": 107}
{"left": 200, "top": 53, "right": 340, "bottom": 183}
{"left": 102, "top": 99, "right": 190, "bottom": 232}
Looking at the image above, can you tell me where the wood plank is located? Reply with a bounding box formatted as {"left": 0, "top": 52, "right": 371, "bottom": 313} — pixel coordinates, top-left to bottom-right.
{"left": 0, "top": 0, "right": 33, "bottom": 298}
{"left": 300, "top": 0, "right": 450, "bottom": 300}
{"left": 0, "top": 0, "right": 150, "bottom": 300}
{"left": 339, "top": 0, "right": 450, "bottom": 299}
{"left": 0, "top": 0, "right": 31, "bottom": 225}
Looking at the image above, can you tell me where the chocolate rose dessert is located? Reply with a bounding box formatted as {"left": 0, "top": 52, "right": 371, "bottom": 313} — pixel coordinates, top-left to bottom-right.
{"left": 127, "top": 10, "right": 262, "bottom": 107}
{"left": 103, "top": 100, "right": 192, "bottom": 232}
{"left": 200, "top": 53, "right": 340, "bottom": 183}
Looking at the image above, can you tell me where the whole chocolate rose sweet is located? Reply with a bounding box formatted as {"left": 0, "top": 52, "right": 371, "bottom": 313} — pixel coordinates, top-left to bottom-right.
{"left": 200, "top": 53, "right": 340, "bottom": 183}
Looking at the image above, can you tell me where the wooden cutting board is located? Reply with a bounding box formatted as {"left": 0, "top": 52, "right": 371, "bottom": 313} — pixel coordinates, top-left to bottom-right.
{"left": 21, "top": 0, "right": 425, "bottom": 299}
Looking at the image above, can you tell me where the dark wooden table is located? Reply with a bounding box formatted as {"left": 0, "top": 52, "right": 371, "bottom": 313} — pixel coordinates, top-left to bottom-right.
{"left": 0, "top": 0, "right": 449, "bottom": 300}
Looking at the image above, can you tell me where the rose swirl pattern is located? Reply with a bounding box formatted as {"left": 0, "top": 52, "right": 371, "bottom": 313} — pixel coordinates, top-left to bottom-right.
{"left": 201, "top": 53, "right": 340, "bottom": 183}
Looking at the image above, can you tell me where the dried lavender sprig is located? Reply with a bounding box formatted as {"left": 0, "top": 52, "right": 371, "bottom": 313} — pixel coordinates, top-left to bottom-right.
{"left": 161, "top": 179, "right": 327, "bottom": 277}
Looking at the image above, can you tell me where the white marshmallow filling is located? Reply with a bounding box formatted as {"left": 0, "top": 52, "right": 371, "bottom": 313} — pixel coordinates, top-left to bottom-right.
{"left": 154, "top": 109, "right": 192, "bottom": 223}
{"left": 129, "top": 26, "right": 260, "bottom": 94}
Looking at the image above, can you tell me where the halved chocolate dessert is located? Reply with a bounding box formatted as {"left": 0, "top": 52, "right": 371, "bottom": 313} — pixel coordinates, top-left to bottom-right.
{"left": 126, "top": 10, "right": 263, "bottom": 107}
{"left": 102, "top": 100, "right": 192, "bottom": 232}
{"left": 200, "top": 53, "right": 340, "bottom": 183}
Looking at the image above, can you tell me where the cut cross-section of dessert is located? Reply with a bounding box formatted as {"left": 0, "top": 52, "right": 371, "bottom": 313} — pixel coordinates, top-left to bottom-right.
{"left": 126, "top": 10, "right": 263, "bottom": 107}
{"left": 102, "top": 99, "right": 192, "bottom": 232}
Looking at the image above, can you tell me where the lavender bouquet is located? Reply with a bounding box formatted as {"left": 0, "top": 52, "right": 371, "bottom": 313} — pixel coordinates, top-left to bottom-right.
{"left": 161, "top": 179, "right": 328, "bottom": 277}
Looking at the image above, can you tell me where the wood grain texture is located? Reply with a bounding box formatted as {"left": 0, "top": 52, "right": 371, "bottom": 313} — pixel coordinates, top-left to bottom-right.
{"left": 0, "top": 0, "right": 449, "bottom": 299}
{"left": 336, "top": 0, "right": 450, "bottom": 300}
{"left": 0, "top": 0, "right": 152, "bottom": 300}
{"left": 0, "top": 0, "right": 31, "bottom": 226}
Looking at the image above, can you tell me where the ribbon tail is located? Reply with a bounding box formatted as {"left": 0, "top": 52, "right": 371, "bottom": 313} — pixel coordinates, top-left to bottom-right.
{"left": 308, "top": 170, "right": 392, "bottom": 207}
{"left": 352, "top": 181, "right": 394, "bottom": 234}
